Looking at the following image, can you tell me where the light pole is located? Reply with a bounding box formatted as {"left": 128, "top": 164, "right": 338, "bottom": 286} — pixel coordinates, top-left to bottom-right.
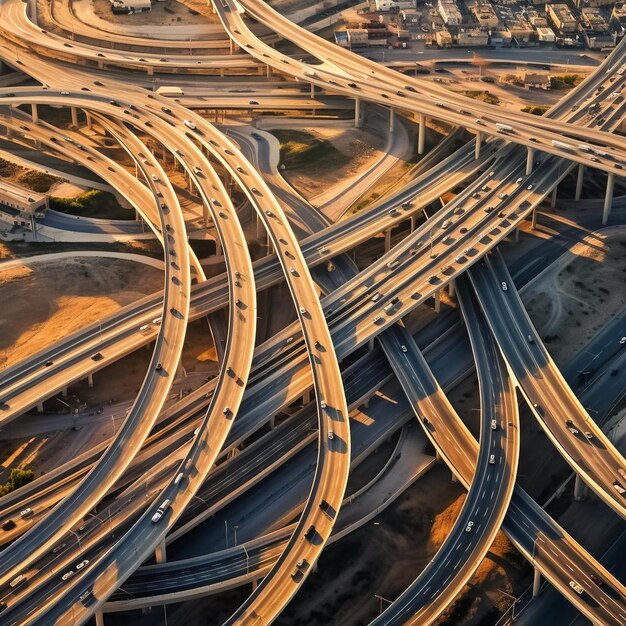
{"left": 234, "top": 524, "right": 238, "bottom": 546}
{"left": 374, "top": 594, "right": 393, "bottom": 615}
{"left": 242, "top": 542, "right": 250, "bottom": 574}
{"left": 225, "top": 520, "right": 228, "bottom": 548}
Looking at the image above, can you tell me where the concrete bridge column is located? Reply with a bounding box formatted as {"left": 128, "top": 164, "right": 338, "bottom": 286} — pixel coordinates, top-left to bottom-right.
{"left": 368, "top": 338, "right": 375, "bottom": 352}
{"left": 451, "top": 470, "right": 457, "bottom": 482}
{"left": 98, "top": 61, "right": 105, "bottom": 70}
{"left": 269, "top": 415, "right": 276, "bottom": 429}
{"left": 37, "top": 402, "right": 44, "bottom": 414}
{"left": 354, "top": 98, "right": 361, "bottom": 128}
{"left": 434, "top": 290, "right": 441, "bottom": 313}
{"left": 29, "top": 0, "right": 38, "bottom": 24}
{"left": 525, "top": 147, "right": 534, "bottom": 176}
{"left": 575, "top": 164, "right": 585, "bottom": 201}
{"left": 574, "top": 474, "right": 587, "bottom": 501}
{"left": 389, "top": 108, "right": 395, "bottom": 133}
{"left": 448, "top": 280, "right": 455, "bottom": 298}
{"left": 266, "top": 65, "right": 272, "bottom": 79}
{"left": 474, "top": 131, "right": 482, "bottom": 160}
{"left": 31, "top": 103, "right": 39, "bottom": 124}
{"left": 70, "top": 106, "right": 79, "bottom": 129}
{"left": 85, "top": 112, "right": 93, "bottom": 131}
{"left": 550, "top": 185, "right": 558, "bottom": 209}
{"left": 410, "top": 215, "right": 416, "bottom": 232}
{"left": 215, "top": 235, "right": 222, "bottom": 257}
{"left": 602, "top": 172, "right": 614, "bottom": 225}
{"left": 252, "top": 579, "right": 259, "bottom": 592}
{"left": 202, "top": 203, "right": 209, "bottom": 227}
{"left": 532, "top": 567, "right": 542, "bottom": 597}
{"left": 417, "top": 113, "right": 425, "bottom": 155}
{"left": 155, "top": 539, "right": 167, "bottom": 564}
{"left": 310, "top": 83, "right": 315, "bottom": 99}
{"left": 95, "top": 611, "right": 105, "bottom": 626}
{"left": 384, "top": 228, "right": 391, "bottom": 253}
{"left": 62, "top": 388, "right": 68, "bottom": 399}
{"left": 87, "top": 373, "right": 94, "bottom": 388}
{"left": 514, "top": 228, "right": 520, "bottom": 243}
{"left": 531, "top": 207, "right": 538, "bottom": 230}
{"left": 220, "top": 68, "right": 225, "bottom": 78}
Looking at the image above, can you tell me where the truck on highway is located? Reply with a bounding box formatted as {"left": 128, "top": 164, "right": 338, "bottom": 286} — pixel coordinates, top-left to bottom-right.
{"left": 551, "top": 140, "right": 574, "bottom": 151}
{"left": 155, "top": 86, "right": 185, "bottom": 97}
{"left": 495, "top": 123, "right": 514, "bottom": 133}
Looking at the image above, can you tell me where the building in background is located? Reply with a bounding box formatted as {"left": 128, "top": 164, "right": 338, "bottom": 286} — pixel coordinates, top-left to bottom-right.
{"left": 437, "top": 0, "right": 462, "bottom": 26}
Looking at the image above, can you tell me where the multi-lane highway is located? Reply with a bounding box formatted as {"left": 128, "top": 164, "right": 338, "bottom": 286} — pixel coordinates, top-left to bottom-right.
{"left": 0, "top": 0, "right": 625, "bottom": 623}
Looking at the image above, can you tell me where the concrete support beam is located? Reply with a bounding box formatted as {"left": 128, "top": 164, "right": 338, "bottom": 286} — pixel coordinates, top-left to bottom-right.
{"left": 550, "top": 185, "right": 557, "bottom": 209}
{"left": 252, "top": 579, "right": 259, "bottom": 592}
{"left": 37, "top": 402, "right": 44, "bottom": 414}
{"left": 474, "top": 131, "right": 482, "bottom": 160}
{"left": 70, "top": 106, "right": 78, "bottom": 129}
{"left": 434, "top": 290, "right": 441, "bottom": 313}
{"left": 531, "top": 207, "right": 538, "bottom": 230}
{"left": 525, "top": 147, "right": 534, "bottom": 176}
{"left": 31, "top": 103, "right": 38, "bottom": 124}
{"left": 410, "top": 215, "right": 416, "bottom": 232}
{"left": 602, "top": 172, "right": 614, "bottom": 225}
{"left": 266, "top": 64, "right": 272, "bottom": 79}
{"left": 532, "top": 567, "right": 542, "bottom": 597}
{"left": 146, "top": 65, "right": 153, "bottom": 76}
{"left": 435, "top": 450, "right": 443, "bottom": 463}
{"left": 87, "top": 373, "right": 94, "bottom": 388}
{"left": 62, "top": 388, "right": 68, "bottom": 399}
{"left": 95, "top": 611, "right": 105, "bottom": 626}
{"left": 85, "top": 112, "right": 93, "bottom": 131}
{"left": 384, "top": 228, "right": 391, "bottom": 253}
{"left": 310, "top": 83, "right": 315, "bottom": 99}
{"left": 575, "top": 164, "right": 585, "bottom": 201}
{"left": 268, "top": 415, "right": 275, "bottom": 430}
{"left": 417, "top": 113, "right": 425, "bottom": 155}
{"left": 451, "top": 470, "right": 457, "bottom": 482}
{"left": 574, "top": 473, "right": 587, "bottom": 501}
{"left": 448, "top": 280, "right": 455, "bottom": 298}
{"left": 389, "top": 107, "right": 395, "bottom": 133}
{"left": 98, "top": 61, "right": 105, "bottom": 70}
{"left": 354, "top": 97, "right": 361, "bottom": 128}
{"left": 368, "top": 338, "right": 375, "bottom": 352}
{"left": 514, "top": 228, "right": 520, "bottom": 243}
{"left": 155, "top": 539, "right": 167, "bottom": 564}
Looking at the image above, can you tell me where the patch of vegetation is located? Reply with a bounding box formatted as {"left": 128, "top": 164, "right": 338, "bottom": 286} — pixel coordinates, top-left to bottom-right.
{"left": 550, "top": 74, "right": 582, "bottom": 90}
{"left": 521, "top": 105, "right": 549, "bottom": 116}
{"left": 271, "top": 130, "right": 350, "bottom": 171}
{"left": 0, "top": 468, "right": 35, "bottom": 497}
{"left": 0, "top": 157, "right": 20, "bottom": 178}
{"left": 49, "top": 190, "right": 132, "bottom": 220}
{"left": 462, "top": 90, "right": 500, "bottom": 105}
{"left": 17, "top": 170, "right": 60, "bottom": 193}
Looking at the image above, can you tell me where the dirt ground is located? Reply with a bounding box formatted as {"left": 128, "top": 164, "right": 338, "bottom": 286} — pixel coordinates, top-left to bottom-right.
{"left": 0, "top": 257, "right": 163, "bottom": 369}
{"left": 523, "top": 233, "right": 626, "bottom": 365}
{"left": 278, "top": 116, "right": 389, "bottom": 201}
{"left": 92, "top": 0, "right": 219, "bottom": 25}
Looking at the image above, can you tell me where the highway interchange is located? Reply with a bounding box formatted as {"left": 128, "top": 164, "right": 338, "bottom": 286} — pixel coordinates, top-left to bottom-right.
{"left": 0, "top": 0, "right": 625, "bottom": 624}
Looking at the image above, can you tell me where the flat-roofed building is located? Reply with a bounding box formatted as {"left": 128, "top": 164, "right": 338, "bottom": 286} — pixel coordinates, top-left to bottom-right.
{"left": 0, "top": 180, "right": 47, "bottom": 231}
{"left": 437, "top": 0, "right": 462, "bottom": 25}
{"left": 457, "top": 28, "right": 489, "bottom": 45}
{"left": 522, "top": 71, "right": 551, "bottom": 89}
{"left": 547, "top": 3, "right": 578, "bottom": 34}
{"left": 467, "top": 0, "right": 499, "bottom": 29}
{"left": 374, "top": 0, "right": 415, "bottom": 11}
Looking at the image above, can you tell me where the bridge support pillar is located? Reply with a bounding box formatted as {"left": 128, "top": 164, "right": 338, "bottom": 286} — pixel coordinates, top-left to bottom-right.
{"left": 434, "top": 290, "right": 441, "bottom": 313}
{"left": 514, "top": 228, "right": 520, "bottom": 243}
{"left": 448, "top": 280, "right": 455, "bottom": 298}
{"left": 269, "top": 415, "right": 275, "bottom": 429}
{"left": 525, "top": 147, "right": 534, "bottom": 176}
{"left": 220, "top": 68, "right": 225, "bottom": 78}
{"left": 37, "top": 402, "right": 44, "bottom": 414}
{"left": 215, "top": 235, "right": 222, "bottom": 257}
{"left": 574, "top": 474, "right": 587, "bottom": 501}
{"left": 62, "top": 387, "right": 68, "bottom": 399}
{"left": 532, "top": 567, "right": 542, "bottom": 597}
{"left": 252, "top": 579, "right": 259, "bottom": 592}
{"left": 417, "top": 113, "right": 425, "bottom": 155}
{"left": 310, "top": 83, "right": 315, "bottom": 99}
{"left": 531, "top": 207, "right": 538, "bottom": 230}
{"left": 451, "top": 470, "right": 457, "bottom": 482}
{"left": 389, "top": 108, "right": 395, "bottom": 133}
{"left": 435, "top": 450, "right": 442, "bottom": 463}
{"left": 410, "top": 215, "right": 416, "bottom": 232}
{"left": 354, "top": 98, "right": 361, "bottom": 128}
{"left": 31, "top": 103, "right": 38, "bottom": 124}
{"left": 384, "top": 228, "right": 391, "bottom": 252}
{"left": 88, "top": 373, "right": 94, "bottom": 388}
{"left": 146, "top": 65, "right": 153, "bottom": 76}
{"left": 98, "top": 61, "right": 105, "bottom": 70}
{"left": 95, "top": 611, "right": 105, "bottom": 626}
{"left": 155, "top": 539, "right": 167, "bottom": 564}
{"left": 602, "top": 172, "right": 614, "bottom": 225}
{"left": 474, "top": 131, "right": 482, "bottom": 160}
{"left": 266, "top": 65, "right": 272, "bottom": 79}
{"left": 29, "top": 0, "right": 38, "bottom": 24}
{"left": 85, "top": 112, "right": 93, "bottom": 131}
{"left": 575, "top": 164, "right": 585, "bottom": 201}
{"left": 71, "top": 106, "right": 79, "bottom": 129}
{"left": 550, "top": 185, "right": 557, "bottom": 209}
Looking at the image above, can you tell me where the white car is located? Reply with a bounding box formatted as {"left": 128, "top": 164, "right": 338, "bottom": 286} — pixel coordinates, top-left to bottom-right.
{"left": 328, "top": 430, "right": 334, "bottom": 440}
{"left": 401, "top": 345, "right": 408, "bottom": 353}
{"left": 489, "top": 454, "right": 495, "bottom": 465}
{"left": 465, "top": 521, "right": 474, "bottom": 533}
{"left": 501, "top": 282, "right": 508, "bottom": 291}
{"left": 76, "top": 559, "right": 89, "bottom": 571}
{"left": 569, "top": 580, "right": 584, "bottom": 595}
{"left": 620, "top": 336, "right": 626, "bottom": 345}
{"left": 183, "top": 119, "right": 196, "bottom": 130}
{"left": 62, "top": 571, "right": 75, "bottom": 581}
